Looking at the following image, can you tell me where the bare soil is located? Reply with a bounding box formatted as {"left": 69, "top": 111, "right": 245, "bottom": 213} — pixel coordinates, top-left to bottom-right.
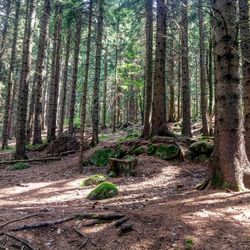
{"left": 0, "top": 136, "right": 250, "bottom": 250}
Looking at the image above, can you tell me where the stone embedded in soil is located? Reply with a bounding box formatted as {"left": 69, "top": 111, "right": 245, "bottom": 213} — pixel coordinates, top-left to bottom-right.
{"left": 87, "top": 181, "right": 118, "bottom": 200}
{"left": 186, "top": 140, "right": 213, "bottom": 161}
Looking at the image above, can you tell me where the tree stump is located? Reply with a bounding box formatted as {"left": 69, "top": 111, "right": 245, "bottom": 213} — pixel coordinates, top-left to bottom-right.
{"left": 108, "top": 157, "right": 138, "bottom": 177}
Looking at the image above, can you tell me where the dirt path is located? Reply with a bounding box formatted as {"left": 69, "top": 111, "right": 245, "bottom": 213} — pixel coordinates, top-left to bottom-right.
{"left": 0, "top": 142, "right": 250, "bottom": 249}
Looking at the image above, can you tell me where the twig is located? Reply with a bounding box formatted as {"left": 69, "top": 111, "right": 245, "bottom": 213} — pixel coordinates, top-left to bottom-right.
{"left": 5, "top": 232, "right": 35, "bottom": 250}
{"left": 0, "top": 213, "right": 43, "bottom": 228}
{"left": 79, "top": 237, "right": 90, "bottom": 249}
{"left": 73, "top": 227, "right": 87, "bottom": 238}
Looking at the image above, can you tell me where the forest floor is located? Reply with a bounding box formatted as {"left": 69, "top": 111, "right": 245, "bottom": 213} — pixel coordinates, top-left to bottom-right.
{"left": 0, "top": 127, "right": 250, "bottom": 250}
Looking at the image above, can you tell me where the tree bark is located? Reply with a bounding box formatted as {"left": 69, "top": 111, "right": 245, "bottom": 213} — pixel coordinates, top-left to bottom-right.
{"left": 68, "top": 14, "right": 82, "bottom": 135}
{"left": 198, "top": 0, "right": 209, "bottom": 135}
{"left": 212, "top": 0, "right": 250, "bottom": 190}
{"left": 239, "top": 0, "right": 250, "bottom": 160}
{"left": 181, "top": 0, "right": 192, "bottom": 137}
{"left": 91, "top": 0, "right": 104, "bottom": 146}
{"left": 47, "top": 4, "right": 62, "bottom": 142}
{"left": 142, "top": 0, "right": 153, "bottom": 137}
{"left": 14, "top": 0, "right": 36, "bottom": 159}
{"left": 151, "top": 0, "right": 171, "bottom": 137}
{"left": 1, "top": 0, "right": 20, "bottom": 149}
{"left": 32, "top": 0, "right": 51, "bottom": 144}
{"left": 79, "top": 0, "right": 93, "bottom": 168}
{"left": 101, "top": 49, "right": 108, "bottom": 129}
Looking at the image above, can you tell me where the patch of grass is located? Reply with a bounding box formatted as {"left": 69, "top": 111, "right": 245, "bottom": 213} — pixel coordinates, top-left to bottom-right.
{"left": 99, "top": 134, "right": 108, "bottom": 142}
{"left": 90, "top": 148, "right": 117, "bottom": 167}
{"left": 185, "top": 238, "right": 194, "bottom": 250}
{"left": 81, "top": 174, "right": 107, "bottom": 186}
{"left": 8, "top": 162, "right": 31, "bottom": 171}
{"left": 26, "top": 142, "right": 46, "bottom": 151}
{"left": 147, "top": 144, "right": 157, "bottom": 155}
{"left": 87, "top": 182, "right": 118, "bottom": 200}
{"left": 0, "top": 146, "right": 15, "bottom": 153}
{"left": 119, "top": 131, "right": 140, "bottom": 142}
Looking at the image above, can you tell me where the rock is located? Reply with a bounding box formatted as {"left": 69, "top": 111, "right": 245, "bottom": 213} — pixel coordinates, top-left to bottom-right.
{"left": 87, "top": 182, "right": 118, "bottom": 200}
{"left": 198, "top": 154, "right": 208, "bottom": 161}
{"left": 108, "top": 156, "right": 138, "bottom": 177}
{"left": 155, "top": 144, "right": 180, "bottom": 160}
{"left": 90, "top": 148, "right": 117, "bottom": 167}
{"left": 189, "top": 140, "right": 213, "bottom": 155}
{"left": 81, "top": 174, "right": 107, "bottom": 186}
{"left": 46, "top": 135, "right": 79, "bottom": 154}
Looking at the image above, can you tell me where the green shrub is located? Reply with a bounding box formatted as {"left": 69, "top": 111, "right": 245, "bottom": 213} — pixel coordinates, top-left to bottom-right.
{"left": 81, "top": 174, "right": 107, "bottom": 186}
{"left": 147, "top": 144, "right": 157, "bottom": 155}
{"left": 8, "top": 162, "right": 31, "bottom": 171}
{"left": 90, "top": 148, "right": 117, "bottom": 167}
{"left": 87, "top": 182, "right": 118, "bottom": 200}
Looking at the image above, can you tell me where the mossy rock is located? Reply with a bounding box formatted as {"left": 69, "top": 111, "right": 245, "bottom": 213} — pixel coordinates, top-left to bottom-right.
{"left": 189, "top": 141, "right": 213, "bottom": 156}
{"left": 87, "top": 182, "right": 118, "bottom": 200}
{"left": 198, "top": 154, "right": 208, "bottom": 161}
{"left": 8, "top": 162, "right": 31, "bottom": 171}
{"left": 155, "top": 144, "right": 180, "bottom": 160}
{"left": 147, "top": 144, "right": 157, "bottom": 155}
{"left": 132, "top": 146, "right": 144, "bottom": 156}
{"left": 90, "top": 148, "right": 117, "bottom": 167}
{"left": 113, "top": 144, "right": 126, "bottom": 158}
{"left": 81, "top": 174, "right": 107, "bottom": 186}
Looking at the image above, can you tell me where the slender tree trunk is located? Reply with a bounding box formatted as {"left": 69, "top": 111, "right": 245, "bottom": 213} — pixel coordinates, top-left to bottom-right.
{"left": 208, "top": 26, "right": 213, "bottom": 135}
{"left": 68, "top": 15, "right": 82, "bottom": 135}
{"left": 91, "top": 0, "right": 104, "bottom": 146}
{"left": 181, "top": 0, "right": 192, "bottom": 137}
{"left": 32, "top": 0, "right": 51, "bottom": 144}
{"left": 101, "top": 49, "right": 108, "bottom": 129}
{"left": 151, "top": 0, "right": 171, "bottom": 136}
{"left": 177, "top": 45, "right": 181, "bottom": 122}
{"left": 58, "top": 28, "right": 71, "bottom": 135}
{"left": 47, "top": 4, "right": 62, "bottom": 142}
{"left": 79, "top": 0, "right": 93, "bottom": 167}
{"left": 198, "top": 0, "right": 209, "bottom": 135}
{"left": 14, "top": 0, "right": 36, "bottom": 159}
{"left": 142, "top": 0, "right": 153, "bottom": 137}
{"left": 2, "top": 0, "right": 20, "bottom": 149}
{"left": 239, "top": 0, "right": 250, "bottom": 160}
{"left": 212, "top": 0, "right": 250, "bottom": 190}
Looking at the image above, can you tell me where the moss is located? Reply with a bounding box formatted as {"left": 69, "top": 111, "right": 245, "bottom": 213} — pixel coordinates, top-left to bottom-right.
{"left": 147, "top": 144, "right": 157, "bottom": 155}
{"left": 0, "top": 146, "right": 15, "bottom": 153}
{"left": 81, "top": 174, "right": 107, "bottom": 186}
{"left": 132, "top": 146, "right": 144, "bottom": 156}
{"left": 155, "top": 144, "right": 180, "bottom": 160}
{"left": 87, "top": 182, "right": 118, "bottom": 200}
{"left": 119, "top": 131, "right": 139, "bottom": 142}
{"left": 198, "top": 154, "right": 208, "bottom": 161}
{"left": 189, "top": 141, "right": 213, "bottom": 156}
{"left": 26, "top": 142, "right": 46, "bottom": 151}
{"left": 108, "top": 170, "right": 117, "bottom": 177}
{"left": 8, "top": 162, "right": 31, "bottom": 171}
{"left": 185, "top": 238, "right": 194, "bottom": 250}
{"left": 114, "top": 145, "right": 126, "bottom": 158}
{"left": 90, "top": 148, "right": 117, "bottom": 167}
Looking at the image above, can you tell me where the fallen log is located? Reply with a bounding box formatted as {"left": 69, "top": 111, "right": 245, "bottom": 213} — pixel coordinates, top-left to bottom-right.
{"left": 0, "top": 156, "right": 61, "bottom": 165}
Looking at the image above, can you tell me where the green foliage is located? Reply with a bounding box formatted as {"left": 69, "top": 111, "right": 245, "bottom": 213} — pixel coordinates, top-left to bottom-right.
{"left": 189, "top": 141, "right": 213, "bottom": 155}
{"left": 8, "top": 162, "right": 31, "bottom": 171}
{"left": 147, "top": 144, "right": 157, "bottom": 155}
{"left": 155, "top": 144, "right": 180, "bottom": 160}
{"left": 0, "top": 146, "right": 15, "bottom": 153}
{"left": 26, "top": 142, "right": 46, "bottom": 151}
{"left": 87, "top": 182, "right": 118, "bottom": 200}
{"left": 81, "top": 174, "right": 107, "bottom": 186}
{"left": 119, "top": 130, "right": 139, "bottom": 142}
{"left": 131, "top": 146, "right": 144, "bottom": 156}
{"left": 90, "top": 148, "right": 117, "bottom": 167}
{"left": 185, "top": 238, "right": 194, "bottom": 250}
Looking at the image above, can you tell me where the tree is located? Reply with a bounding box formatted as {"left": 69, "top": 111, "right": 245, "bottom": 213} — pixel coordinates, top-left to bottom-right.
{"left": 212, "top": 0, "right": 250, "bottom": 190}
{"left": 142, "top": 0, "right": 153, "bottom": 137}
{"left": 32, "top": 0, "right": 51, "bottom": 145}
{"left": 239, "top": 0, "right": 250, "bottom": 160}
{"left": 14, "top": 0, "right": 36, "bottom": 159}
{"left": 181, "top": 0, "right": 192, "bottom": 137}
{"left": 68, "top": 13, "right": 82, "bottom": 135}
{"left": 1, "top": 0, "right": 20, "bottom": 149}
{"left": 47, "top": 4, "right": 62, "bottom": 142}
{"left": 91, "top": 0, "right": 104, "bottom": 146}
{"left": 198, "top": 0, "right": 209, "bottom": 135}
{"left": 151, "top": 0, "right": 171, "bottom": 137}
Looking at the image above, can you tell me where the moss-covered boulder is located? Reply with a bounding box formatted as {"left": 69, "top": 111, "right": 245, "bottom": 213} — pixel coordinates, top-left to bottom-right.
{"left": 87, "top": 182, "right": 118, "bottom": 200}
{"left": 189, "top": 140, "right": 213, "bottom": 155}
{"left": 90, "top": 148, "right": 117, "bottom": 167}
{"left": 8, "top": 162, "right": 31, "bottom": 171}
{"left": 147, "top": 144, "right": 157, "bottom": 155}
{"left": 131, "top": 146, "right": 144, "bottom": 156}
{"left": 108, "top": 156, "right": 138, "bottom": 177}
{"left": 81, "top": 174, "right": 107, "bottom": 186}
{"left": 155, "top": 144, "right": 180, "bottom": 160}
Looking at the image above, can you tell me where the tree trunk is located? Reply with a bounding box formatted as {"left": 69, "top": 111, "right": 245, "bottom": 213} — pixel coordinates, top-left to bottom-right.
{"left": 14, "top": 0, "right": 36, "bottom": 159}
{"left": 58, "top": 28, "right": 71, "bottom": 135}
{"left": 198, "top": 0, "right": 209, "bottom": 135}
{"left": 47, "top": 4, "right": 62, "bottom": 142}
{"left": 212, "top": 0, "right": 250, "bottom": 190}
{"left": 181, "top": 0, "right": 192, "bottom": 137}
{"left": 142, "top": 0, "right": 153, "bottom": 137}
{"left": 68, "top": 15, "right": 82, "bottom": 135}
{"left": 151, "top": 0, "right": 171, "bottom": 137}
{"left": 101, "top": 49, "right": 108, "bottom": 129}
{"left": 1, "top": 0, "right": 20, "bottom": 149}
{"left": 91, "top": 0, "right": 104, "bottom": 146}
{"left": 239, "top": 0, "right": 250, "bottom": 160}
{"left": 79, "top": 0, "right": 93, "bottom": 167}
{"left": 32, "top": 0, "right": 51, "bottom": 145}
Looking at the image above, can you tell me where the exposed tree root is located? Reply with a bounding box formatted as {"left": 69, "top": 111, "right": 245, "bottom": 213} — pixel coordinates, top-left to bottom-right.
{"left": 0, "top": 156, "right": 61, "bottom": 165}
{"left": 5, "top": 232, "right": 35, "bottom": 250}
{"left": 195, "top": 178, "right": 212, "bottom": 190}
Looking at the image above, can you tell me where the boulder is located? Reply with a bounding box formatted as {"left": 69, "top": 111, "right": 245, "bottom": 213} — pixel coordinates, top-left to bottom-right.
{"left": 155, "top": 144, "right": 181, "bottom": 160}
{"left": 87, "top": 182, "right": 118, "bottom": 200}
